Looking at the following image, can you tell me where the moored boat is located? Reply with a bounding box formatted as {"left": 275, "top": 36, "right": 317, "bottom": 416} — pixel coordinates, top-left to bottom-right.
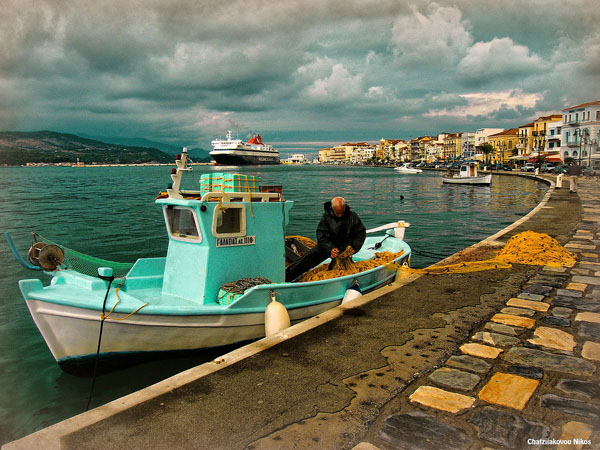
{"left": 6, "top": 150, "right": 411, "bottom": 372}
{"left": 394, "top": 163, "right": 422, "bottom": 174}
{"left": 210, "top": 130, "right": 280, "bottom": 165}
{"left": 441, "top": 162, "right": 491, "bottom": 185}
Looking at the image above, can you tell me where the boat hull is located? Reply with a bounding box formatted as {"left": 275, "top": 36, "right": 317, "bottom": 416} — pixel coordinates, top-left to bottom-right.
{"left": 21, "top": 248, "right": 410, "bottom": 366}
{"left": 209, "top": 151, "right": 280, "bottom": 165}
{"left": 441, "top": 174, "right": 492, "bottom": 185}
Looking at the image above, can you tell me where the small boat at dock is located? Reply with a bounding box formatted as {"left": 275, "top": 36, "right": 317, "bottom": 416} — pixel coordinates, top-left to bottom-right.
{"left": 395, "top": 163, "right": 422, "bottom": 174}
{"left": 441, "top": 162, "right": 491, "bottom": 185}
{"left": 6, "top": 149, "right": 411, "bottom": 372}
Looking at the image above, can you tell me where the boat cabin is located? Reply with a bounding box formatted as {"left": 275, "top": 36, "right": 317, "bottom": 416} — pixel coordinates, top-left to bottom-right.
{"left": 154, "top": 150, "right": 292, "bottom": 304}
{"left": 458, "top": 162, "right": 479, "bottom": 178}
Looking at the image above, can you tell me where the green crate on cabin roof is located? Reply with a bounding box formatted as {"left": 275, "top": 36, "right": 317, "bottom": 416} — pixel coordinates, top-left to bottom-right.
{"left": 213, "top": 174, "right": 258, "bottom": 193}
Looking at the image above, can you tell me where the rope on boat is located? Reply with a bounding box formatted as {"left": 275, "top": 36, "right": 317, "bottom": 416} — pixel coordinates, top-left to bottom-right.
{"left": 101, "top": 287, "right": 149, "bottom": 321}
{"left": 218, "top": 277, "right": 273, "bottom": 296}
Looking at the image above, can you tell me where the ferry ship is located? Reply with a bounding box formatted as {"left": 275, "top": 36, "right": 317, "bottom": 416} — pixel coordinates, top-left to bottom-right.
{"left": 210, "top": 131, "right": 280, "bottom": 165}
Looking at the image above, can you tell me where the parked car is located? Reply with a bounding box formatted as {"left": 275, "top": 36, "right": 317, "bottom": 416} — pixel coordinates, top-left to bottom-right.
{"left": 523, "top": 163, "right": 536, "bottom": 172}
{"left": 540, "top": 163, "right": 556, "bottom": 173}
{"left": 552, "top": 165, "right": 568, "bottom": 174}
{"left": 501, "top": 164, "right": 513, "bottom": 171}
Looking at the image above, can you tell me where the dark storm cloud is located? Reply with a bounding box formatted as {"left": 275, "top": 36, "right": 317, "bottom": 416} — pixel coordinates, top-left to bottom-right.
{"left": 1, "top": 0, "right": 598, "bottom": 147}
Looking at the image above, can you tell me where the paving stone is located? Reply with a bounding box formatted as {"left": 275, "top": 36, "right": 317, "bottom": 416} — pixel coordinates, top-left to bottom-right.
{"left": 529, "top": 277, "right": 564, "bottom": 288}
{"left": 556, "top": 288, "right": 584, "bottom": 298}
{"left": 580, "top": 253, "right": 599, "bottom": 260}
{"left": 517, "top": 292, "right": 545, "bottom": 301}
{"left": 429, "top": 367, "right": 481, "bottom": 391}
{"left": 524, "top": 284, "right": 553, "bottom": 296}
{"left": 478, "top": 372, "right": 539, "bottom": 410}
{"left": 490, "top": 313, "right": 536, "bottom": 329}
{"left": 472, "top": 331, "right": 520, "bottom": 347}
{"left": 572, "top": 268, "right": 591, "bottom": 275}
{"left": 582, "top": 341, "right": 600, "bottom": 361}
{"left": 445, "top": 355, "right": 492, "bottom": 374}
{"left": 540, "top": 316, "right": 571, "bottom": 327}
{"left": 528, "top": 326, "right": 576, "bottom": 351}
{"left": 500, "top": 307, "right": 536, "bottom": 317}
{"left": 379, "top": 411, "right": 470, "bottom": 450}
{"left": 543, "top": 266, "right": 568, "bottom": 273}
{"left": 541, "top": 394, "right": 600, "bottom": 421}
{"left": 566, "top": 282, "right": 588, "bottom": 292}
{"left": 460, "top": 343, "right": 503, "bottom": 359}
{"left": 573, "top": 275, "right": 600, "bottom": 285}
{"left": 469, "top": 407, "right": 551, "bottom": 449}
{"left": 551, "top": 306, "right": 573, "bottom": 318}
{"left": 552, "top": 296, "right": 600, "bottom": 312}
{"left": 506, "top": 365, "right": 544, "bottom": 380}
{"left": 409, "top": 386, "right": 475, "bottom": 413}
{"left": 575, "top": 311, "right": 600, "bottom": 323}
{"left": 558, "top": 421, "right": 593, "bottom": 450}
{"left": 503, "top": 348, "right": 596, "bottom": 376}
{"left": 555, "top": 379, "right": 600, "bottom": 399}
{"left": 484, "top": 322, "right": 522, "bottom": 336}
{"left": 507, "top": 298, "right": 550, "bottom": 312}
{"left": 577, "top": 322, "right": 600, "bottom": 339}
{"left": 566, "top": 243, "right": 596, "bottom": 250}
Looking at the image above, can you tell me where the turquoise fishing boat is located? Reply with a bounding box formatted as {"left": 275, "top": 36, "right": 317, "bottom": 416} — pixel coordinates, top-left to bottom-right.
{"left": 6, "top": 150, "right": 411, "bottom": 372}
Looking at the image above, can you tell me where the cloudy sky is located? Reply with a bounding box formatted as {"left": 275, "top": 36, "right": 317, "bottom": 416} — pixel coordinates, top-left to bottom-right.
{"left": 1, "top": 0, "right": 599, "bottom": 152}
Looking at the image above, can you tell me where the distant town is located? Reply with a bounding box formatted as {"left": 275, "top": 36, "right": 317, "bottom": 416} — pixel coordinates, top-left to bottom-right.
{"left": 318, "top": 100, "right": 600, "bottom": 168}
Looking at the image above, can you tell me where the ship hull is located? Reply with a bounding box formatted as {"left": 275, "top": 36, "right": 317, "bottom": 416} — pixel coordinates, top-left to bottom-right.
{"left": 210, "top": 152, "right": 280, "bottom": 165}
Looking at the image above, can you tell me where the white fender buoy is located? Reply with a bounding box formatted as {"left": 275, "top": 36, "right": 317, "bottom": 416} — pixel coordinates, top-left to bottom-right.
{"left": 265, "top": 291, "right": 290, "bottom": 337}
{"left": 342, "top": 280, "right": 362, "bottom": 304}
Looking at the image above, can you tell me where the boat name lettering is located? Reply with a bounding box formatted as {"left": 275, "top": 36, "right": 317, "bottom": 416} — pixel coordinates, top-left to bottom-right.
{"left": 216, "top": 236, "right": 256, "bottom": 247}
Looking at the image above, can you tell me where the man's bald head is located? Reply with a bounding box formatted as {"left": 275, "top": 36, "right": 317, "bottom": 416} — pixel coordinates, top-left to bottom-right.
{"left": 331, "top": 197, "right": 346, "bottom": 217}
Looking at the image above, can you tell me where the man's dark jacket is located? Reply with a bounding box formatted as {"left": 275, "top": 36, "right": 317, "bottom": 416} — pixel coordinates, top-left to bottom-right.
{"left": 316, "top": 201, "right": 366, "bottom": 254}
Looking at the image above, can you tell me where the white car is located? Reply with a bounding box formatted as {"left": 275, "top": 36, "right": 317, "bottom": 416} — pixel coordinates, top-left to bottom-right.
{"left": 523, "top": 163, "right": 536, "bottom": 172}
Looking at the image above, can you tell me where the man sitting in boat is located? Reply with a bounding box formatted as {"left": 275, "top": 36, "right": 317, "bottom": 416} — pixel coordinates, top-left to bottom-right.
{"left": 285, "top": 197, "right": 366, "bottom": 282}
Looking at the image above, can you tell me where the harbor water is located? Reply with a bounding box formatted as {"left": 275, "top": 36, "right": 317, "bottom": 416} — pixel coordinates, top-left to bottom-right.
{"left": 0, "top": 165, "right": 546, "bottom": 444}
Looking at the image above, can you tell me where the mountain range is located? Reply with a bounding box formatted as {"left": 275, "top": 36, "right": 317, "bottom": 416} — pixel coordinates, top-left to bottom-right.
{"left": 0, "top": 131, "right": 211, "bottom": 165}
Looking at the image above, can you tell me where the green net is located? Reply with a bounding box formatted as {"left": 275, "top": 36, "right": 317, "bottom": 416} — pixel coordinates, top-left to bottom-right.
{"left": 35, "top": 233, "right": 134, "bottom": 278}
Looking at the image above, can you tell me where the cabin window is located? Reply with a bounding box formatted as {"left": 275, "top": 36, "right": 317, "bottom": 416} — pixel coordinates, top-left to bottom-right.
{"left": 212, "top": 205, "right": 246, "bottom": 237}
{"left": 164, "top": 206, "right": 202, "bottom": 242}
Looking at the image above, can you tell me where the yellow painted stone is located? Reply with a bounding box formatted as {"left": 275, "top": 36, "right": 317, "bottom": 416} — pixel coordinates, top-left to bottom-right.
{"left": 528, "top": 327, "right": 576, "bottom": 351}
{"left": 582, "top": 341, "right": 600, "bottom": 361}
{"left": 581, "top": 252, "right": 598, "bottom": 259}
{"left": 506, "top": 298, "right": 550, "bottom": 312}
{"left": 565, "top": 282, "right": 587, "bottom": 292}
{"left": 491, "top": 313, "right": 536, "bottom": 329}
{"left": 575, "top": 312, "right": 600, "bottom": 324}
{"left": 558, "top": 421, "right": 593, "bottom": 450}
{"left": 460, "top": 343, "right": 503, "bottom": 359}
{"left": 478, "top": 373, "right": 539, "bottom": 411}
{"left": 409, "top": 385, "right": 475, "bottom": 413}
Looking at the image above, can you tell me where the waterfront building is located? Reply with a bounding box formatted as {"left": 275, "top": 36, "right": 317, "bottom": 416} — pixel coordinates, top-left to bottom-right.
{"left": 488, "top": 128, "right": 519, "bottom": 164}
{"left": 533, "top": 115, "right": 562, "bottom": 153}
{"left": 410, "top": 136, "right": 435, "bottom": 161}
{"left": 442, "top": 133, "right": 462, "bottom": 160}
{"left": 517, "top": 122, "right": 535, "bottom": 156}
{"left": 378, "top": 138, "right": 410, "bottom": 162}
{"left": 561, "top": 100, "right": 600, "bottom": 167}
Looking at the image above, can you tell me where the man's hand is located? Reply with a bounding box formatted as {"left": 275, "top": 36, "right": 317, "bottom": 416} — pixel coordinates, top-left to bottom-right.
{"left": 330, "top": 248, "right": 340, "bottom": 259}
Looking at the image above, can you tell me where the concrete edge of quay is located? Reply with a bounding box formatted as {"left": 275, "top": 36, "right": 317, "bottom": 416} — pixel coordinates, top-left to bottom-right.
{"left": 2, "top": 173, "right": 560, "bottom": 450}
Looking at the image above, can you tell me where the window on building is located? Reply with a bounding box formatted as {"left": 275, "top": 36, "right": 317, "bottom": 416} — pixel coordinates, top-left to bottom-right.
{"left": 596, "top": 111, "right": 600, "bottom": 120}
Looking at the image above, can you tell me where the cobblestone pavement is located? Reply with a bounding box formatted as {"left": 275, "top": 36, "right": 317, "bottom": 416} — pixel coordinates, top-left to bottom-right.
{"left": 361, "top": 178, "right": 600, "bottom": 450}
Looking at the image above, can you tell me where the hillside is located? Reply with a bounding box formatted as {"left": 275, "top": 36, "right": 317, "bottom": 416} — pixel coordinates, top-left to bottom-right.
{"left": 0, "top": 131, "right": 176, "bottom": 165}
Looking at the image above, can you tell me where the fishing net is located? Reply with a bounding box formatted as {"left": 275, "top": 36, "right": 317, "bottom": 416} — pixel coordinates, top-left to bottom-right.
{"left": 299, "top": 250, "right": 405, "bottom": 282}
{"left": 298, "top": 230, "right": 576, "bottom": 282}
{"left": 34, "top": 233, "right": 134, "bottom": 278}
{"left": 398, "top": 230, "right": 576, "bottom": 276}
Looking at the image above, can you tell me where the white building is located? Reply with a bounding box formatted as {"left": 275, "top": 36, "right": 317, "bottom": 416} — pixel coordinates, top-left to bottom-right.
{"left": 545, "top": 121, "right": 562, "bottom": 152}
{"left": 562, "top": 100, "right": 600, "bottom": 167}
